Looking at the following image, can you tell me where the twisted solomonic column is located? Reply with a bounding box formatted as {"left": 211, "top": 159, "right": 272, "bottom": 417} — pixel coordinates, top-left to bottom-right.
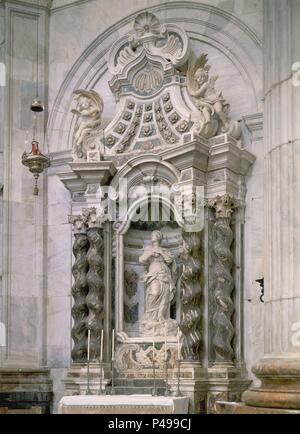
{"left": 69, "top": 215, "right": 89, "bottom": 363}
{"left": 180, "top": 231, "right": 202, "bottom": 361}
{"left": 208, "top": 194, "right": 237, "bottom": 364}
{"left": 83, "top": 207, "right": 105, "bottom": 361}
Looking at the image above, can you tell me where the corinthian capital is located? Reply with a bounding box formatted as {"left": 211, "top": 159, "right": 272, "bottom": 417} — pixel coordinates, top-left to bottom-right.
{"left": 68, "top": 215, "right": 87, "bottom": 234}
{"left": 82, "top": 206, "right": 107, "bottom": 229}
{"left": 208, "top": 194, "right": 237, "bottom": 219}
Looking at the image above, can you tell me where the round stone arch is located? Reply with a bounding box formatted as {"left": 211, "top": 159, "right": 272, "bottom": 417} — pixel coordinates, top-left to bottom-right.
{"left": 109, "top": 154, "right": 181, "bottom": 192}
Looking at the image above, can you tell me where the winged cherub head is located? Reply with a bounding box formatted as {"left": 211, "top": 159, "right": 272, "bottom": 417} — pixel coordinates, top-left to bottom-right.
{"left": 194, "top": 65, "right": 210, "bottom": 86}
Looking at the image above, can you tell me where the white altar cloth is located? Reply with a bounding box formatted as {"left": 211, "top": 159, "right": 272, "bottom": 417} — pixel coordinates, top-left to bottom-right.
{"left": 58, "top": 394, "right": 189, "bottom": 414}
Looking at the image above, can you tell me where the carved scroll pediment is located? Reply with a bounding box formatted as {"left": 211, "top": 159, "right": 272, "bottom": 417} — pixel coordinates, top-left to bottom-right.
{"left": 69, "top": 12, "right": 243, "bottom": 161}
{"left": 108, "top": 12, "right": 190, "bottom": 97}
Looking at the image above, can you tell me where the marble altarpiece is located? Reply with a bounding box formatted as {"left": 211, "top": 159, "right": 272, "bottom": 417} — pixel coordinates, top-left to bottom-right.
{"left": 58, "top": 12, "right": 255, "bottom": 413}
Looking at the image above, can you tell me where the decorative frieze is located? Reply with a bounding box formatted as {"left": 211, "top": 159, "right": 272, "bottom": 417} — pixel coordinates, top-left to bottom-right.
{"left": 115, "top": 343, "right": 178, "bottom": 374}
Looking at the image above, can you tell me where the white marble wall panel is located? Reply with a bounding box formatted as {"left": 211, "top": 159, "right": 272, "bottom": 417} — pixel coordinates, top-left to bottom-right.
{"left": 243, "top": 114, "right": 264, "bottom": 383}
{"left": 47, "top": 173, "right": 72, "bottom": 362}
{"left": 1, "top": 2, "right": 49, "bottom": 368}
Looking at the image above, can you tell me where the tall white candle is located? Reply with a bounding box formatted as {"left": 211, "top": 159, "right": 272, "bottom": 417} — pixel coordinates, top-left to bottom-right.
{"left": 112, "top": 329, "right": 115, "bottom": 361}
{"left": 100, "top": 329, "right": 103, "bottom": 362}
{"left": 87, "top": 329, "right": 91, "bottom": 362}
{"left": 177, "top": 326, "right": 180, "bottom": 360}
{"left": 153, "top": 339, "right": 155, "bottom": 363}
{"left": 164, "top": 322, "right": 167, "bottom": 362}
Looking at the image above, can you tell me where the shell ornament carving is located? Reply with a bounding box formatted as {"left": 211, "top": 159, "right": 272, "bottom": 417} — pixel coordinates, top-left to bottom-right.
{"left": 133, "top": 64, "right": 163, "bottom": 93}
{"left": 133, "top": 12, "right": 162, "bottom": 37}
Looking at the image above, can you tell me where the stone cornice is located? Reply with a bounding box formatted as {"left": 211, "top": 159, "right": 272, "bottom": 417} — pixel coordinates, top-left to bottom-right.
{"left": 2, "top": 0, "right": 52, "bottom": 10}
{"left": 161, "top": 137, "right": 209, "bottom": 173}
{"left": 208, "top": 141, "right": 256, "bottom": 177}
{"left": 58, "top": 161, "right": 117, "bottom": 194}
{"left": 243, "top": 112, "right": 263, "bottom": 141}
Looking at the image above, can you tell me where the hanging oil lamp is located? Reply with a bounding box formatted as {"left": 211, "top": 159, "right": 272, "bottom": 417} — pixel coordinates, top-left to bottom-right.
{"left": 22, "top": 136, "right": 50, "bottom": 196}
{"left": 21, "top": 0, "right": 50, "bottom": 195}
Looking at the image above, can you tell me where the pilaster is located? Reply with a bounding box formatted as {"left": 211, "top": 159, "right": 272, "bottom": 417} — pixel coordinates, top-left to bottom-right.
{"left": 242, "top": 0, "right": 300, "bottom": 412}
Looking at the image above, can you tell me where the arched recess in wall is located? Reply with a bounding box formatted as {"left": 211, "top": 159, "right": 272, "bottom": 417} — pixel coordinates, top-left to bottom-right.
{"left": 47, "top": 1, "right": 262, "bottom": 154}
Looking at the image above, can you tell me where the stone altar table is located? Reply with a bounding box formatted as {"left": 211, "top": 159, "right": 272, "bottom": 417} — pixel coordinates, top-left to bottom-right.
{"left": 58, "top": 395, "right": 189, "bottom": 414}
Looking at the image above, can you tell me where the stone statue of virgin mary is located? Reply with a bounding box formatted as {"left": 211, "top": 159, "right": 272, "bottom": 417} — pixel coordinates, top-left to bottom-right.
{"left": 139, "top": 230, "right": 178, "bottom": 336}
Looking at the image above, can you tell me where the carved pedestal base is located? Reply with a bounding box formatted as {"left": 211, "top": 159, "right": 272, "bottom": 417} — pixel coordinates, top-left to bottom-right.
{"left": 115, "top": 341, "right": 178, "bottom": 375}
{"left": 243, "top": 358, "right": 300, "bottom": 411}
{"left": 64, "top": 363, "right": 110, "bottom": 396}
{"left": 140, "top": 319, "right": 178, "bottom": 337}
{"left": 168, "top": 362, "right": 207, "bottom": 414}
{"left": 0, "top": 368, "right": 52, "bottom": 414}
{"left": 217, "top": 401, "right": 300, "bottom": 414}
{"left": 206, "top": 365, "right": 250, "bottom": 414}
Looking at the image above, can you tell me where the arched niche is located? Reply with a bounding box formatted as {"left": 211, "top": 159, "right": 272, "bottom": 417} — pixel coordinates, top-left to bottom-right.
{"left": 113, "top": 192, "right": 184, "bottom": 344}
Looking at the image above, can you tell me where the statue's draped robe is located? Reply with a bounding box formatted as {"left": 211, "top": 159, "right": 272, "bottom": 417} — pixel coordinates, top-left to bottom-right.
{"left": 139, "top": 247, "right": 175, "bottom": 322}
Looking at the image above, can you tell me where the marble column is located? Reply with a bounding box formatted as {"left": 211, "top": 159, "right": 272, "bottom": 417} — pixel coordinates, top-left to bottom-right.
{"left": 243, "top": 0, "right": 300, "bottom": 410}
{"left": 69, "top": 215, "right": 89, "bottom": 363}
{"left": 83, "top": 208, "right": 105, "bottom": 361}
{"left": 180, "top": 231, "right": 202, "bottom": 362}
{"left": 208, "top": 195, "right": 236, "bottom": 365}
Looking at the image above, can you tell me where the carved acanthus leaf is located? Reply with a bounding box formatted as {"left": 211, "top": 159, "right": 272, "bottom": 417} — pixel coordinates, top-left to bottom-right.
{"left": 208, "top": 194, "right": 237, "bottom": 219}
{"left": 82, "top": 206, "right": 107, "bottom": 228}
{"left": 69, "top": 215, "right": 86, "bottom": 233}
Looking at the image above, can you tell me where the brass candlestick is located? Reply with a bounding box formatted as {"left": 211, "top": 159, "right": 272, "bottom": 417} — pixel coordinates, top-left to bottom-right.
{"left": 152, "top": 357, "right": 158, "bottom": 396}
{"left": 175, "top": 358, "right": 183, "bottom": 397}
{"left": 86, "top": 359, "right": 91, "bottom": 395}
{"left": 98, "top": 361, "right": 103, "bottom": 395}
{"left": 164, "top": 359, "right": 171, "bottom": 396}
